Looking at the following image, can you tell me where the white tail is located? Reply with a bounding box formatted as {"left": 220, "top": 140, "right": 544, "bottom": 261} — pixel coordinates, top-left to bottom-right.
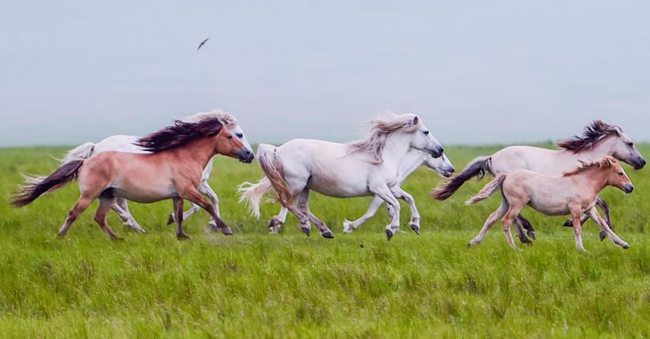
{"left": 465, "top": 173, "right": 506, "bottom": 205}
{"left": 61, "top": 142, "right": 95, "bottom": 163}
{"left": 237, "top": 177, "right": 273, "bottom": 219}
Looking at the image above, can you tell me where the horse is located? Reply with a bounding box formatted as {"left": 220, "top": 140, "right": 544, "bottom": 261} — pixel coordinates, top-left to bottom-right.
{"left": 12, "top": 117, "right": 255, "bottom": 239}
{"left": 239, "top": 112, "right": 445, "bottom": 240}
{"left": 241, "top": 151, "right": 454, "bottom": 235}
{"left": 60, "top": 110, "right": 254, "bottom": 233}
{"left": 431, "top": 120, "right": 645, "bottom": 243}
{"left": 465, "top": 156, "right": 633, "bottom": 252}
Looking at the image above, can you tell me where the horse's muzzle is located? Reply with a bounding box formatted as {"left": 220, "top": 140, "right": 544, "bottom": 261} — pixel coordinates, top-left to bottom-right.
{"left": 443, "top": 167, "right": 455, "bottom": 178}
{"left": 624, "top": 183, "right": 634, "bottom": 194}
{"left": 237, "top": 149, "right": 255, "bottom": 163}
{"left": 428, "top": 146, "right": 444, "bottom": 158}
{"left": 633, "top": 158, "right": 646, "bottom": 170}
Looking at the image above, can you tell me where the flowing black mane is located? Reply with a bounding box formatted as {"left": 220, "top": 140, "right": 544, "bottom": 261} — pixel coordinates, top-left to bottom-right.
{"left": 556, "top": 120, "right": 621, "bottom": 153}
{"left": 135, "top": 117, "right": 224, "bottom": 153}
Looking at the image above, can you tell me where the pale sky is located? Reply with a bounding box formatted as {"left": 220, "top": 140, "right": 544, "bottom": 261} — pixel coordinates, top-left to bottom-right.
{"left": 1, "top": 1, "right": 648, "bottom": 147}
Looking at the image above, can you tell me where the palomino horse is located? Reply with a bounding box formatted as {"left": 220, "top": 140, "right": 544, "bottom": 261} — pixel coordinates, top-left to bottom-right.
{"left": 60, "top": 110, "right": 254, "bottom": 233}
{"left": 432, "top": 120, "right": 645, "bottom": 242}
{"left": 245, "top": 151, "right": 454, "bottom": 235}
{"left": 12, "top": 117, "right": 254, "bottom": 239}
{"left": 239, "top": 112, "right": 444, "bottom": 240}
{"left": 465, "top": 156, "right": 633, "bottom": 252}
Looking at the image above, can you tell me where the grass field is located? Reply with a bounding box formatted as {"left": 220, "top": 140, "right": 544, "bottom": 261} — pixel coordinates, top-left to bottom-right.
{"left": 1, "top": 145, "right": 650, "bottom": 338}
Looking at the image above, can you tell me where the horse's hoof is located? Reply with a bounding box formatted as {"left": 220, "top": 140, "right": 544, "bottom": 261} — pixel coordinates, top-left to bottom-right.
{"left": 322, "top": 231, "right": 334, "bottom": 239}
{"left": 221, "top": 227, "right": 233, "bottom": 236}
{"left": 599, "top": 232, "right": 607, "bottom": 241}
{"left": 301, "top": 227, "right": 311, "bottom": 237}
{"left": 410, "top": 224, "right": 420, "bottom": 235}
{"left": 112, "top": 237, "right": 125, "bottom": 241}
{"left": 342, "top": 220, "right": 354, "bottom": 233}
{"left": 176, "top": 234, "right": 190, "bottom": 240}
{"left": 623, "top": 243, "right": 630, "bottom": 249}
{"left": 527, "top": 231, "right": 536, "bottom": 240}
{"left": 563, "top": 219, "right": 573, "bottom": 227}
{"left": 268, "top": 218, "right": 282, "bottom": 228}
{"left": 386, "top": 229, "right": 394, "bottom": 241}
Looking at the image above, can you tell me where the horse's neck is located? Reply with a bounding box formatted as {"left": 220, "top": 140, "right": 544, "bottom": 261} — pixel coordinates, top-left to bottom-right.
{"left": 569, "top": 169, "right": 609, "bottom": 197}
{"left": 171, "top": 137, "right": 216, "bottom": 170}
{"left": 561, "top": 141, "right": 612, "bottom": 162}
{"left": 398, "top": 151, "right": 426, "bottom": 181}
{"left": 381, "top": 134, "right": 414, "bottom": 171}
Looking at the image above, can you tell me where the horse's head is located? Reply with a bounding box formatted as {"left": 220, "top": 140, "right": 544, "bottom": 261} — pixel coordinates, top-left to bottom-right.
{"left": 403, "top": 115, "right": 444, "bottom": 158}
{"left": 215, "top": 127, "right": 254, "bottom": 163}
{"left": 603, "top": 131, "right": 646, "bottom": 170}
{"left": 424, "top": 153, "right": 455, "bottom": 177}
{"left": 602, "top": 156, "right": 635, "bottom": 194}
{"left": 229, "top": 122, "right": 255, "bottom": 160}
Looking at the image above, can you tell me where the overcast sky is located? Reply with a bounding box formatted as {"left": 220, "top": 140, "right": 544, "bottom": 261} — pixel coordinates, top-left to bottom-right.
{"left": 1, "top": 1, "right": 648, "bottom": 147}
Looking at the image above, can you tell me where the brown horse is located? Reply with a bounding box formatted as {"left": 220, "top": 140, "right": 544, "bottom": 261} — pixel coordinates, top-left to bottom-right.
{"left": 12, "top": 117, "right": 254, "bottom": 239}
{"left": 465, "top": 156, "right": 633, "bottom": 251}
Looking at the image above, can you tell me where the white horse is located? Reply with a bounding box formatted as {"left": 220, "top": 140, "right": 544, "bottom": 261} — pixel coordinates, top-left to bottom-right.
{"left": 432, "top": 120, "right": 645, "bottom": 242}
{"left": 239, "top": 112, "right": 445, "bottom": 240}
{"left": 61, "top": 109, "right": 254, "bottom": 232}
{"left": 249, "top": 151, "right": 454, "bottom": 235}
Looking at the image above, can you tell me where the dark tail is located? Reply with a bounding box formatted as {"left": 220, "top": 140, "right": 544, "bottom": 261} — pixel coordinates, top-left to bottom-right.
{"left": 11, "top": 160, "right": 84, "bottom": 207}
{"left": 430, "top": 156, "right": 492, "bottom": 200}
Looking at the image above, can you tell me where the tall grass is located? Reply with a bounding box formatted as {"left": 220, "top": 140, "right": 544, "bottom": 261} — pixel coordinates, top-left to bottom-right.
{"left": 0, "top": 145, "right": 649, "bottom": 338}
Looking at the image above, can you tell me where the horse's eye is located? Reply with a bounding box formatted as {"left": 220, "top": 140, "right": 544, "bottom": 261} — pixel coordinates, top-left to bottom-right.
{"left": 619, "top": 172, "right": 624, "bottom": 176}
{"left": 227, "top": 135, "right": 233, "bottom": 139}
{"left": 236, "top": 133, "right": 244, "bottom": 138}
{"left": 626, "top": 142, "right": 634, "bottom": 147}
{"left": 423, "top": 131, "right": 429, "bottom": 135}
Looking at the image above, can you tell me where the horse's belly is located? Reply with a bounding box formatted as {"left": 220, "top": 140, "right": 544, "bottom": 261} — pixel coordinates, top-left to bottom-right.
{"left": 528, "top": 200, "right": 569, "bottom": 216}
{"left": 112, "top": 186, "right": 178, "bottom": 203}
{"left": 307, "top": 178, "right": 369, "bottom": 197}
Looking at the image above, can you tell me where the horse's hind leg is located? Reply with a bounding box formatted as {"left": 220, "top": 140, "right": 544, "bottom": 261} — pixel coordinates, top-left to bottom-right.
{"left": 298, "top": 189, "right": 333, "bottom": 239}
{"left": 585, "top": 207, "right": 629, "bottom": 249}
{"left": 343, "top": 196, "right": 383, "bottom": 233}
{"left": 112, "top": 197, "right": 145, "bottom": 233}
{"left": 469, "top": 196, "right": 508, "bottom": 247}
{"left": 568, "top": 207, "right": 587, "bottom": 252}
{"left": 516, "top": 214, "right": 536, "bottom": 240}
{"left": 58, "top": 196, "right": 95, "bottom": 237}
{"left": 268, "top": 207, "right": 289, "bottom": 234}
{"left": 512, "top": 218, "right": 530, "bottom": 245}
{"left": 94, "top": 195, "right": 121, "bottom": 240}
{"left": 596, "top": 196, "right": 611, "bottom": 241}
{"left": 172, "top": 197, "right": 189, "bottom": 239}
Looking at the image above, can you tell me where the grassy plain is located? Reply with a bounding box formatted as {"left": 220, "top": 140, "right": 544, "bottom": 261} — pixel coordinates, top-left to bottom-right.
{"left": 1, "top": 145, "right": 649, "bottom": 338}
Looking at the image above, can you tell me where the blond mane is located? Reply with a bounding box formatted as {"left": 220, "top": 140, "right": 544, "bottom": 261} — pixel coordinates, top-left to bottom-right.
{"left": 563, "top": 156, "right": 618, "bottom": 177}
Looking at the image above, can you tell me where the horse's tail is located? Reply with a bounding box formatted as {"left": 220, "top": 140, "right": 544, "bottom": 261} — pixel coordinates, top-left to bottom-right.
{"left": 255, "top": 144, "right": 293, "bottom": 208}
{"left": 11, "top": 160, "right": 84, "bottom": 207}
{"left": 61, "top": 142, "right": 95, "bottom": 163}
{"left": 465, "top": 173, "right": 506, "bottom": 205}
{"left": 237, "top": 177, "right": 273, "bottom": 219}
{"left": 431, "top": 156, "right": 492, "bottom": 200}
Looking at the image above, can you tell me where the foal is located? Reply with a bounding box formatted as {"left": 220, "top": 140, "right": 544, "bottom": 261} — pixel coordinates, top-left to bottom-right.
{"left": 465, "top": 156, "right": 633, "bottom": 251}
{"left": 12, "top": 117, "right": 254, "bottom": 239}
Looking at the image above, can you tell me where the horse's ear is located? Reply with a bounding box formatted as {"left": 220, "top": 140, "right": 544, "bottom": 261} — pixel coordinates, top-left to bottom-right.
{"left": 411, "top": 116, "right": 419, "bottom": 126}
{"left": 602, "top": 156, "right": 614, "bottom": 167}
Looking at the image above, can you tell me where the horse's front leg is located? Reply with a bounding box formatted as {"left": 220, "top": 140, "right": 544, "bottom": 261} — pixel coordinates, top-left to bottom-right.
{"left": 516, "top": 214, "right": 535, "bottom": 241}
{"left": 371, "top": 185, "right": 401, "bottom": 241}
{"left": 390, "top": 187, "right": 421, "bottom": 235}
{"left": 111, "top": 197, "right": 146, "bottom": 233}
{"left": 173, "top": 197, "right": 190, "bottom": 239}
{"left": 596, "top": 196, "right": 611, "bottom": 241}
{"left": 343, "top": 196, "right": 383, "bottom": 233}
{"left": 585, "top": 207, "right": 629, "bottom": 249}
{"left": 179, "top": 187, "right": 233, "bottom": 236}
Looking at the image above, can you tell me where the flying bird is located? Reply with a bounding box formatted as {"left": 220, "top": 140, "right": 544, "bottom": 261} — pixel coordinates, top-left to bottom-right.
{"left": 196, "top": 37, "right": 210, "bottom": 51}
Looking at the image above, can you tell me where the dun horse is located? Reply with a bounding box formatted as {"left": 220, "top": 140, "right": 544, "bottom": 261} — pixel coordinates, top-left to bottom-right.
{"left": 12, "top": 117, "right": 254, "bottom": 239}
{"left": 465, "top": 156, "right": 633, "bottom": 252}
{"left": 60, "top": 110, "right": 254, "bottom": 233}
{"left": 239, "top": 112, "right": 444, "bottom": 240}
{"left": 432, "top": 120, "right": 645, "bottom": 242}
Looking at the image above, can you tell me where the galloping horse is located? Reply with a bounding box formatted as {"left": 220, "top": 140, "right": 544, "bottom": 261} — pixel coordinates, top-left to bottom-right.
{"left": 432, "top": 120, "right": 645, "bottom": 242}
{"left": 12, "top": 117, "right": 254, "bottom": 239}
{"left": 239, "top": 112, "right": 445, "bottom": 240}
{"left": 465, "top": 156, "right": 633, "bottom": 252}
{"left": 60, "top": 110, "right": 254, "bottom": 233}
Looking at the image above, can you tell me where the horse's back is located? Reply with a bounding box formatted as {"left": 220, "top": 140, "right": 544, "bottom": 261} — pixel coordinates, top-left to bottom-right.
{"left": 92, "top": 135, "right": 147, "bottom": 155}
{"left": 491, "top": 146, "right": 564, "bottom": 175}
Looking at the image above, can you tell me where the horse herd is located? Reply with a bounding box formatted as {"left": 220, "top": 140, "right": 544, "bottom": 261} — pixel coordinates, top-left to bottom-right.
{"left": 11, "top": 110, "right": 646, "bottom": 251}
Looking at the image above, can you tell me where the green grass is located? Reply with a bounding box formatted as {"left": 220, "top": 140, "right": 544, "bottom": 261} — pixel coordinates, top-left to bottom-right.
{"left": 1, "top": 145, "right": 650, "bottom": 338}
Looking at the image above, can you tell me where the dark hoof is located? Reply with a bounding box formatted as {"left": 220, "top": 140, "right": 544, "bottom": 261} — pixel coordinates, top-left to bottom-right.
{"left": 322, "top": 231, "right": 334, "bottom": 239}
{"left": 520, "top": 237, "right": 533, "bottom": 245}
{"left": 599, "top": 232, "right": 607, "bottom": 241}
{"left": 221, "top": 227, "right": 233, "bottom": 236}
{"left": 301, "top": 227, "right": 311, "bottom": 237}
{"left": 563, "top": 219, "right": 573, "bottom": 227}
{"left": 410, "top": 224, "right": 420, "bottom": 235}
{"left": 268, "top": 218, "right": 282, "bottom": 229}
{"left": 623, "top": 244, "right": 630, "bottom": 249}
{"left": 176, "top": 233, "right": 191, "bottom": 240}
{"left": 167, "top": 214, "right": 175, "bottom": 225}
{"left": 527, "top": 231, "right": 536, "bottom": 240}
{"left": 112, "top": 237, "right": 125, "bottom": 241}
{"left": 386, "top": 229, "right": 394, "bottom": 241}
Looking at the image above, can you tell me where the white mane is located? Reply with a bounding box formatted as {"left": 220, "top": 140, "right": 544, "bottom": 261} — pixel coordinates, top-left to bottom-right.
{"left": 348, "top": 111, "right": 420, "bottom": 163}
{"left": 182, "top": 109, "right": 239, "bottom": 130}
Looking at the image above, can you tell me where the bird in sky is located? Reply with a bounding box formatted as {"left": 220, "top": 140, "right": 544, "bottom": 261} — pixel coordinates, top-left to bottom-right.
{"left": 196, "top": 37, "right": 210, "bottom": 51}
